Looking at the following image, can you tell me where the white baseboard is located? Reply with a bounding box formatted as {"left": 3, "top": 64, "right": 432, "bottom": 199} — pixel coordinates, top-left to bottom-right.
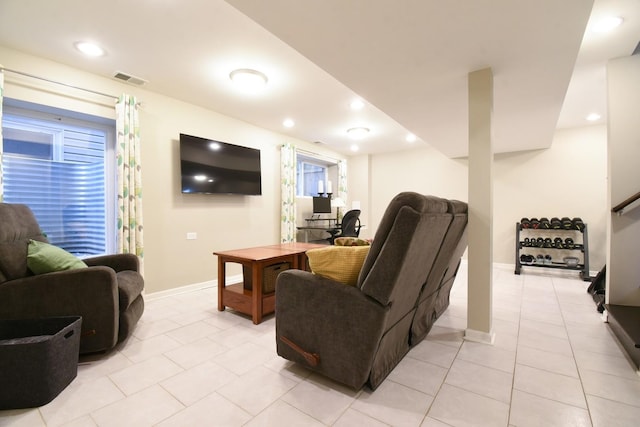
{"left": 464, "top": 328, "right": 496, "bottom": 345}
{"left": 145, "top": 274, "right": 242, "bottom": 301}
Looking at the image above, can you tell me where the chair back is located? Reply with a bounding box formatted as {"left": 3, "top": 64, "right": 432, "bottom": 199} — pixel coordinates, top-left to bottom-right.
{"left": 340, "top": 209, "right": 361, "bottom": 237}
{"left": 0, "top": 204, "right": 48, "bottom": 283}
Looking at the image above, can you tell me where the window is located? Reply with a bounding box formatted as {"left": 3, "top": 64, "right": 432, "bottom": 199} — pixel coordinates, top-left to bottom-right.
{"left": 2, "top": 101, "right": 116, "bottom": 256}
{"left": 296, "top": 154, "right": 337, "bottom": 197}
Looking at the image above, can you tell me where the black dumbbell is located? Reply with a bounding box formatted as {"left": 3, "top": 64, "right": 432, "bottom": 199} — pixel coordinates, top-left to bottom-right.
{"left": 572, "top": 217, "right": 585, "bottom": 231}
{"left": 561, "top": 217, "right": 573, "bottom": 230}
{"left": 521, "top": 218, "right": 531, "bottom": 229}
{"left": 554, "top": 237, "right": 564, "bottom": 249}
{"left": 551, "top": 217, "right": 562, "bottom": 229}
{"left": 565, "top": 237, "right": 574, "bottom": 249}
{"left": 540, "top": 218, "right": 551, "bottom": 229}
{"left": 531, "top": 218, "right": 540, "bottom": 229}
{"left": 543, "top": 237, "right": 553, "bottom": 248}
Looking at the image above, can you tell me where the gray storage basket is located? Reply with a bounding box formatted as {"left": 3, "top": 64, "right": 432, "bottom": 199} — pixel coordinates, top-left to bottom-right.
{"left": 0, "top": 316, "right": 82, "bottom": 409}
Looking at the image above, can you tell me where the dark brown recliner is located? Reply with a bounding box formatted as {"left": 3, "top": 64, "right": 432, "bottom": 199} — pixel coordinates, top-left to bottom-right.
{"left": 275, "top": 192, "right": 468, "bottom": 389}
{"left": 0, "top": 203, "right": 144, "bottom": 354}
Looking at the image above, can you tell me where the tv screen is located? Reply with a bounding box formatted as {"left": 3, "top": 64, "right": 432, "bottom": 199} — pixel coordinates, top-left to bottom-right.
{"left": 180, "top": 133, "right": 262, "bottom": 195}
{"left": 312, "top": 196, "right": 332, "bottom": 214}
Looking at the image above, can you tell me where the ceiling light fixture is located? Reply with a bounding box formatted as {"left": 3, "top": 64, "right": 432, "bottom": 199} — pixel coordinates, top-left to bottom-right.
{"left": 74, "top": 41, "right": 105, "bottom": 57}
{"left": 406, "top": 133, "right": 417, "bottom": 143}
{"left": 283, "top": 118, "right": 295, "bottom": 128}
{"left": 586, "top": 113, "right": 602, "bottom": 122}
{"left": 229, "top": 68, "right": 268, "bottom": 91}
{"left": 347, "top": 127, "right": 370, "bottom": 140}
{"left": 350, "top": 99, "right": 365, "bottom": 110}
{"left": 591, "top": 16, "right": 623, "bottom": 33}
{"left": 350, "top": 144, "right": 360, "bottom": 152}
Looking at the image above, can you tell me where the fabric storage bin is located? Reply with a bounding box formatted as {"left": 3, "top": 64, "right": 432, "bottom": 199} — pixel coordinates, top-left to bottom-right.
{"left": 243, "top": 262, "right": 291, "bottom": 293}
{"left": 0, "top": 316, "right": 82, "bottom": 409}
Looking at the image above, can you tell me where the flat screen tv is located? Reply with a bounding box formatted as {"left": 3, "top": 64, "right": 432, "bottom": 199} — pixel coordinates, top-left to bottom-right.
{"left": 312, "top": 196, "right": 332, "bottom": 214}
{"left": 180, "top": 133, "right": 262, "bottom": 195}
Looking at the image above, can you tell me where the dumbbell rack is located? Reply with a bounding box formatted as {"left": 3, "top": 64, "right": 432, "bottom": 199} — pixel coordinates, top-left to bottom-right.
{"left": 514, "top": 221, "right": 590, "bottom": 281}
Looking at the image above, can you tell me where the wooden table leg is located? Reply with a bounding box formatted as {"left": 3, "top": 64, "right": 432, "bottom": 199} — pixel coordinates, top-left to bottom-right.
{"left": 252, "top": 261, "right": 262, "bottom": 324}
{"left": 217, "top": 256, "right": 226, "bottom": 312}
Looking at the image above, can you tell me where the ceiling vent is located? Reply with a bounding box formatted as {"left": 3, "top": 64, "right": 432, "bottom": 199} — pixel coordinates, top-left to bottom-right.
{"left": 113, "top": 71, "right": 147, "bottom": 86}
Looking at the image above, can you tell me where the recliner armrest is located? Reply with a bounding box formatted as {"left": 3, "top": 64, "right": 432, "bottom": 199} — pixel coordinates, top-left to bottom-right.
{"left": 275, "top": 270, "right": 388, "bottom": 389}
{"left": 84, "top": 253, "right": 140, "bottom": 273}
{"left": 0, "top": 267, "right": 119, "bottom": 353}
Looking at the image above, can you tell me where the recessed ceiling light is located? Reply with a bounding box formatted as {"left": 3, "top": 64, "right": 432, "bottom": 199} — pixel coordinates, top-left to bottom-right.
{"left": 283, "top": 118, "right": 295, "bottom": 128}
{"left": 591, "top": 16, "right": 623, "bottom": 33}
{"left": 74, "top": 41, "right": 105, "bottom": 57}
{"left": 350, "top": 99, "right": 365, "bottom": 110}
{"left": 229, "top": 68, "right": 268, "bottom": 92}
{"left": 347, "top": 127, "right": 370, "bottom": 140}
{"left": 406, "top": 133, "right": 417, "bottom": 143}
{"left": 586, "top": 113, "right": 602, "bottom": 122}
{"left": 350, "top": 144, "right": 360, "bottom": 152}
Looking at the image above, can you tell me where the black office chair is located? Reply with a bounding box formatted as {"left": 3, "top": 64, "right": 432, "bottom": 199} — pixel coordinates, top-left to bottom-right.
{"left": 327, "top": 209, "right": 361, "bottom": 244}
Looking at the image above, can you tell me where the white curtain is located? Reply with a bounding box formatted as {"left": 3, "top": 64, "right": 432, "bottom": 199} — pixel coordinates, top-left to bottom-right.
{"left": 280, "top": 143, "right": 297, "bottom": 242}
{"left": 115, "top": 94, "right": 145, "bottom": 263}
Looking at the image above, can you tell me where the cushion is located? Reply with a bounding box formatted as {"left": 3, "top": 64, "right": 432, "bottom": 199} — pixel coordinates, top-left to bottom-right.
{"left": 306, "top": 245, "right": 370, "bottom": 286}
{"left": 334, "top": 237, "right": 371, "bottom": 246}
{"left": 27, "top": 240, "right": 88, "bottom": 275}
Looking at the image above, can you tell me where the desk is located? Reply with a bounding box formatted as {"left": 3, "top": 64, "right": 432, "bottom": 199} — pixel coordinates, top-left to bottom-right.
{"left": 297, "top": 225, "right": 339, "bottom": 243}
{"left": 214, "top": 242, "right": 325, "bottom": 324}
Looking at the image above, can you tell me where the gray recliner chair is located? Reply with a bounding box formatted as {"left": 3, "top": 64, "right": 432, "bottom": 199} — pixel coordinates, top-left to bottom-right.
{"left": 0, "top": 203, "right": 144, "bottom": 354}
{"left": 275, "top": 192, "right": 468, "bottom": 389}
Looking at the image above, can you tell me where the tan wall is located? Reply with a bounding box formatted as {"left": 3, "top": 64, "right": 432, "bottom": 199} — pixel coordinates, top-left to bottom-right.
{"left": 1, "top": 46, "right": 344, "bottom": 294}
{"left": 364, "top": 125, "right": 608, "bottom": 271}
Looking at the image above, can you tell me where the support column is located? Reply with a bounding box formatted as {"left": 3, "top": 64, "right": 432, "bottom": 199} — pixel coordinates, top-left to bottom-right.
{"left": 466, "top": 68, "right": 495, "bottom": 344}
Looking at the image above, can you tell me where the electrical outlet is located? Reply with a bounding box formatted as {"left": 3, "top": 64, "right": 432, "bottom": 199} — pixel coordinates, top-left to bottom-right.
{"left": 186, "top": 232, "right": 197, "bottom": 240}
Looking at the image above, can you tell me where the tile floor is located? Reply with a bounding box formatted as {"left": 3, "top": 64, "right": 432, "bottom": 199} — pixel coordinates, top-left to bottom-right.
{"left": 1, "top": 264, "right": 640, "bottom": 426}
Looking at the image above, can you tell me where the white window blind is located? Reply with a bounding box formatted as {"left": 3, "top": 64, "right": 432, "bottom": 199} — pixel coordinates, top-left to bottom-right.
{"left": 2, "top": 107, "right": 114, "bottom": 256}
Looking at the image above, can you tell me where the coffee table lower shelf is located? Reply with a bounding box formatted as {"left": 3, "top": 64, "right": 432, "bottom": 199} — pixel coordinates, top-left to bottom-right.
{"left": 221, "top": 283, "right": 276, "bottom": 319}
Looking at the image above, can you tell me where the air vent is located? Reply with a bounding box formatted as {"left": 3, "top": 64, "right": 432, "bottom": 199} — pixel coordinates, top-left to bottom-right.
{"left": 113, "top": 71, "right": 147, "bottom": 86}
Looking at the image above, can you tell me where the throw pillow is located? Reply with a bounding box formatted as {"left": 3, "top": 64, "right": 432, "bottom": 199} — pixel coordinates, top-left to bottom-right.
{"left": 306, "top": 245, "right": 370, "bottom": 286}
{"left": 27, "top": 239, "right": 88, "bottom": 275}
{"left": 334, "top": 237, "right": 371, "bottom": 246}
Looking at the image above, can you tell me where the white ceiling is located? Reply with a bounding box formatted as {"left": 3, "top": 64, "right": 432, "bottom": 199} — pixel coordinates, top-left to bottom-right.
{"left": 0, "top": 0, "right": 638, "bottom": 158}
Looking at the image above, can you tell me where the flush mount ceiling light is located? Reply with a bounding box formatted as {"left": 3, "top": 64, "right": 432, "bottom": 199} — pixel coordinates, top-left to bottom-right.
{"left": 74, "top": 41, "right": 105, "bottom": 57}
{"left": 591, "top": 16, "right": 623, "bottom": 33}
{"left": 347, "top": 127, "right": 370, "bottom": 140}
{"left": 586, "top": 113, "right": 602, "bottom": 122}
{"left": 350, "top": 144, "right": 360, "bottom": 152}
{"left": 229, "top": 68, "right": 268, "bottom": 91}
{"left": 406, "top": 133, "right": 417, "bottom": 143}
{"left": 283, "top": 118, "right": 295, "bottom": 128}
{"left": 350, "top": 99, "right": 365, "bottom": 110}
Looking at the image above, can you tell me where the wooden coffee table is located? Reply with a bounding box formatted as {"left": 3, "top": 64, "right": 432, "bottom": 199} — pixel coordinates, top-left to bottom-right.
{"left": 214, "top": 242, "right": 325, "bottom": 324}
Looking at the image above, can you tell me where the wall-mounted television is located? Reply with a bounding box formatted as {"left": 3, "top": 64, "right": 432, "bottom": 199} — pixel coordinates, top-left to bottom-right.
{"left": 180, "top": 133, "right": 262, "bottom": 195}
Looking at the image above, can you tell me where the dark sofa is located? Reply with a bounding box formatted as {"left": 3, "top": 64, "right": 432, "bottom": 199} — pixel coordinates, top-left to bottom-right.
{"left": 0, "top": 203, "right": 144, "bottom": 354}
{"left": 275, "top": 192, "right": 468, "bottom": 389}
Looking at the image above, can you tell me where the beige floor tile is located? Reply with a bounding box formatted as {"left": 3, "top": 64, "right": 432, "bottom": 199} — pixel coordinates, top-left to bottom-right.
{"left": 333, "top": 408, "right": 390, "bottom": 427}
{"left": 281, "top": 374, "right": 359, "bottom": 425}
{"left": 217, "top": 366, "right": 297, "bottom": 416}
{"left": 580, "top": 370, "right": 640, "bottom": 408}
{"left": 159, "top": 360, "right": 237, "bottom": 405}
{"left": 456, "top": 340, "right": 516, "bottom": 374}
{"left": 516, "top": 345, "right": 579, "bottom": 377}
{"left": 587, "top": 394, "right": 640, "bottom": 427}
{"left": 163, "top": 336, "right": 227, "bottom": 369}
{"left": 509, "top": 389, "right": 591, "bottom": 427}
{"left": 351, "top": 380, "right": 433, "bottom": 427}
{"left": 408, "top": 340, "right": 460, "bottom": 369}
{"left": 445, "top": 359, "right": 513, "bottom": 403}
{"left": 245, "top": 400, "right": 325, "bottom": 427}
{"left": 0, "top": 409, "right": 46, "bottom": 427}
{"left": 108, "top": 355, "right": 183, "bottom": 396}
{"left": 428, "top": 384, "right": 509, "bottom": 427}
{"left": 118, "top": 334, "right": 182, "bottom": 363}
{"left": 155, "top": 392, "right": 251, "bottom": 426}
{"left": 89, "top": 385, "right": 184, "bottom": 427}
{"left": 574, "top": 349, "right": 639, "bottom": 380}
{"left": 388, "top": 356, "right": 448, "bottom": 396}
{"left": 514, "top": 364, "right": 586, "bottom": 408}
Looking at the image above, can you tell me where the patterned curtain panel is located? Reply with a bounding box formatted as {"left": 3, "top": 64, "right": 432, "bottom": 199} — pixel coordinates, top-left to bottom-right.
{"left": 337, "top": 159, "right": 348, "bottom": 221}
{"left": 280, "top": 143, "right": 297, "bottom": 243}
{"left": 115, "top": 94, "right": 144, "bottom": 262}
{"left": 0, "top": 69, "right": 4, "bottom": 202}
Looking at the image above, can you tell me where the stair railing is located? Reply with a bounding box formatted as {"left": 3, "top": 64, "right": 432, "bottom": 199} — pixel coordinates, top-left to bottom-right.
{"left": 611, "top": 191, "right": 640, "bottom": 216}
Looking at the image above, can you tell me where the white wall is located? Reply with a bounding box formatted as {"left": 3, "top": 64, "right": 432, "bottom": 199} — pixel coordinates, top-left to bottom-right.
{"left": 607, "top": 54, "right": 640, "bottom": 306}
{"left": 1, "top": 46, "right": 345, "bottom": 294}
{"left": 357, "top": 125, "right": 608, "bottom": 271}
